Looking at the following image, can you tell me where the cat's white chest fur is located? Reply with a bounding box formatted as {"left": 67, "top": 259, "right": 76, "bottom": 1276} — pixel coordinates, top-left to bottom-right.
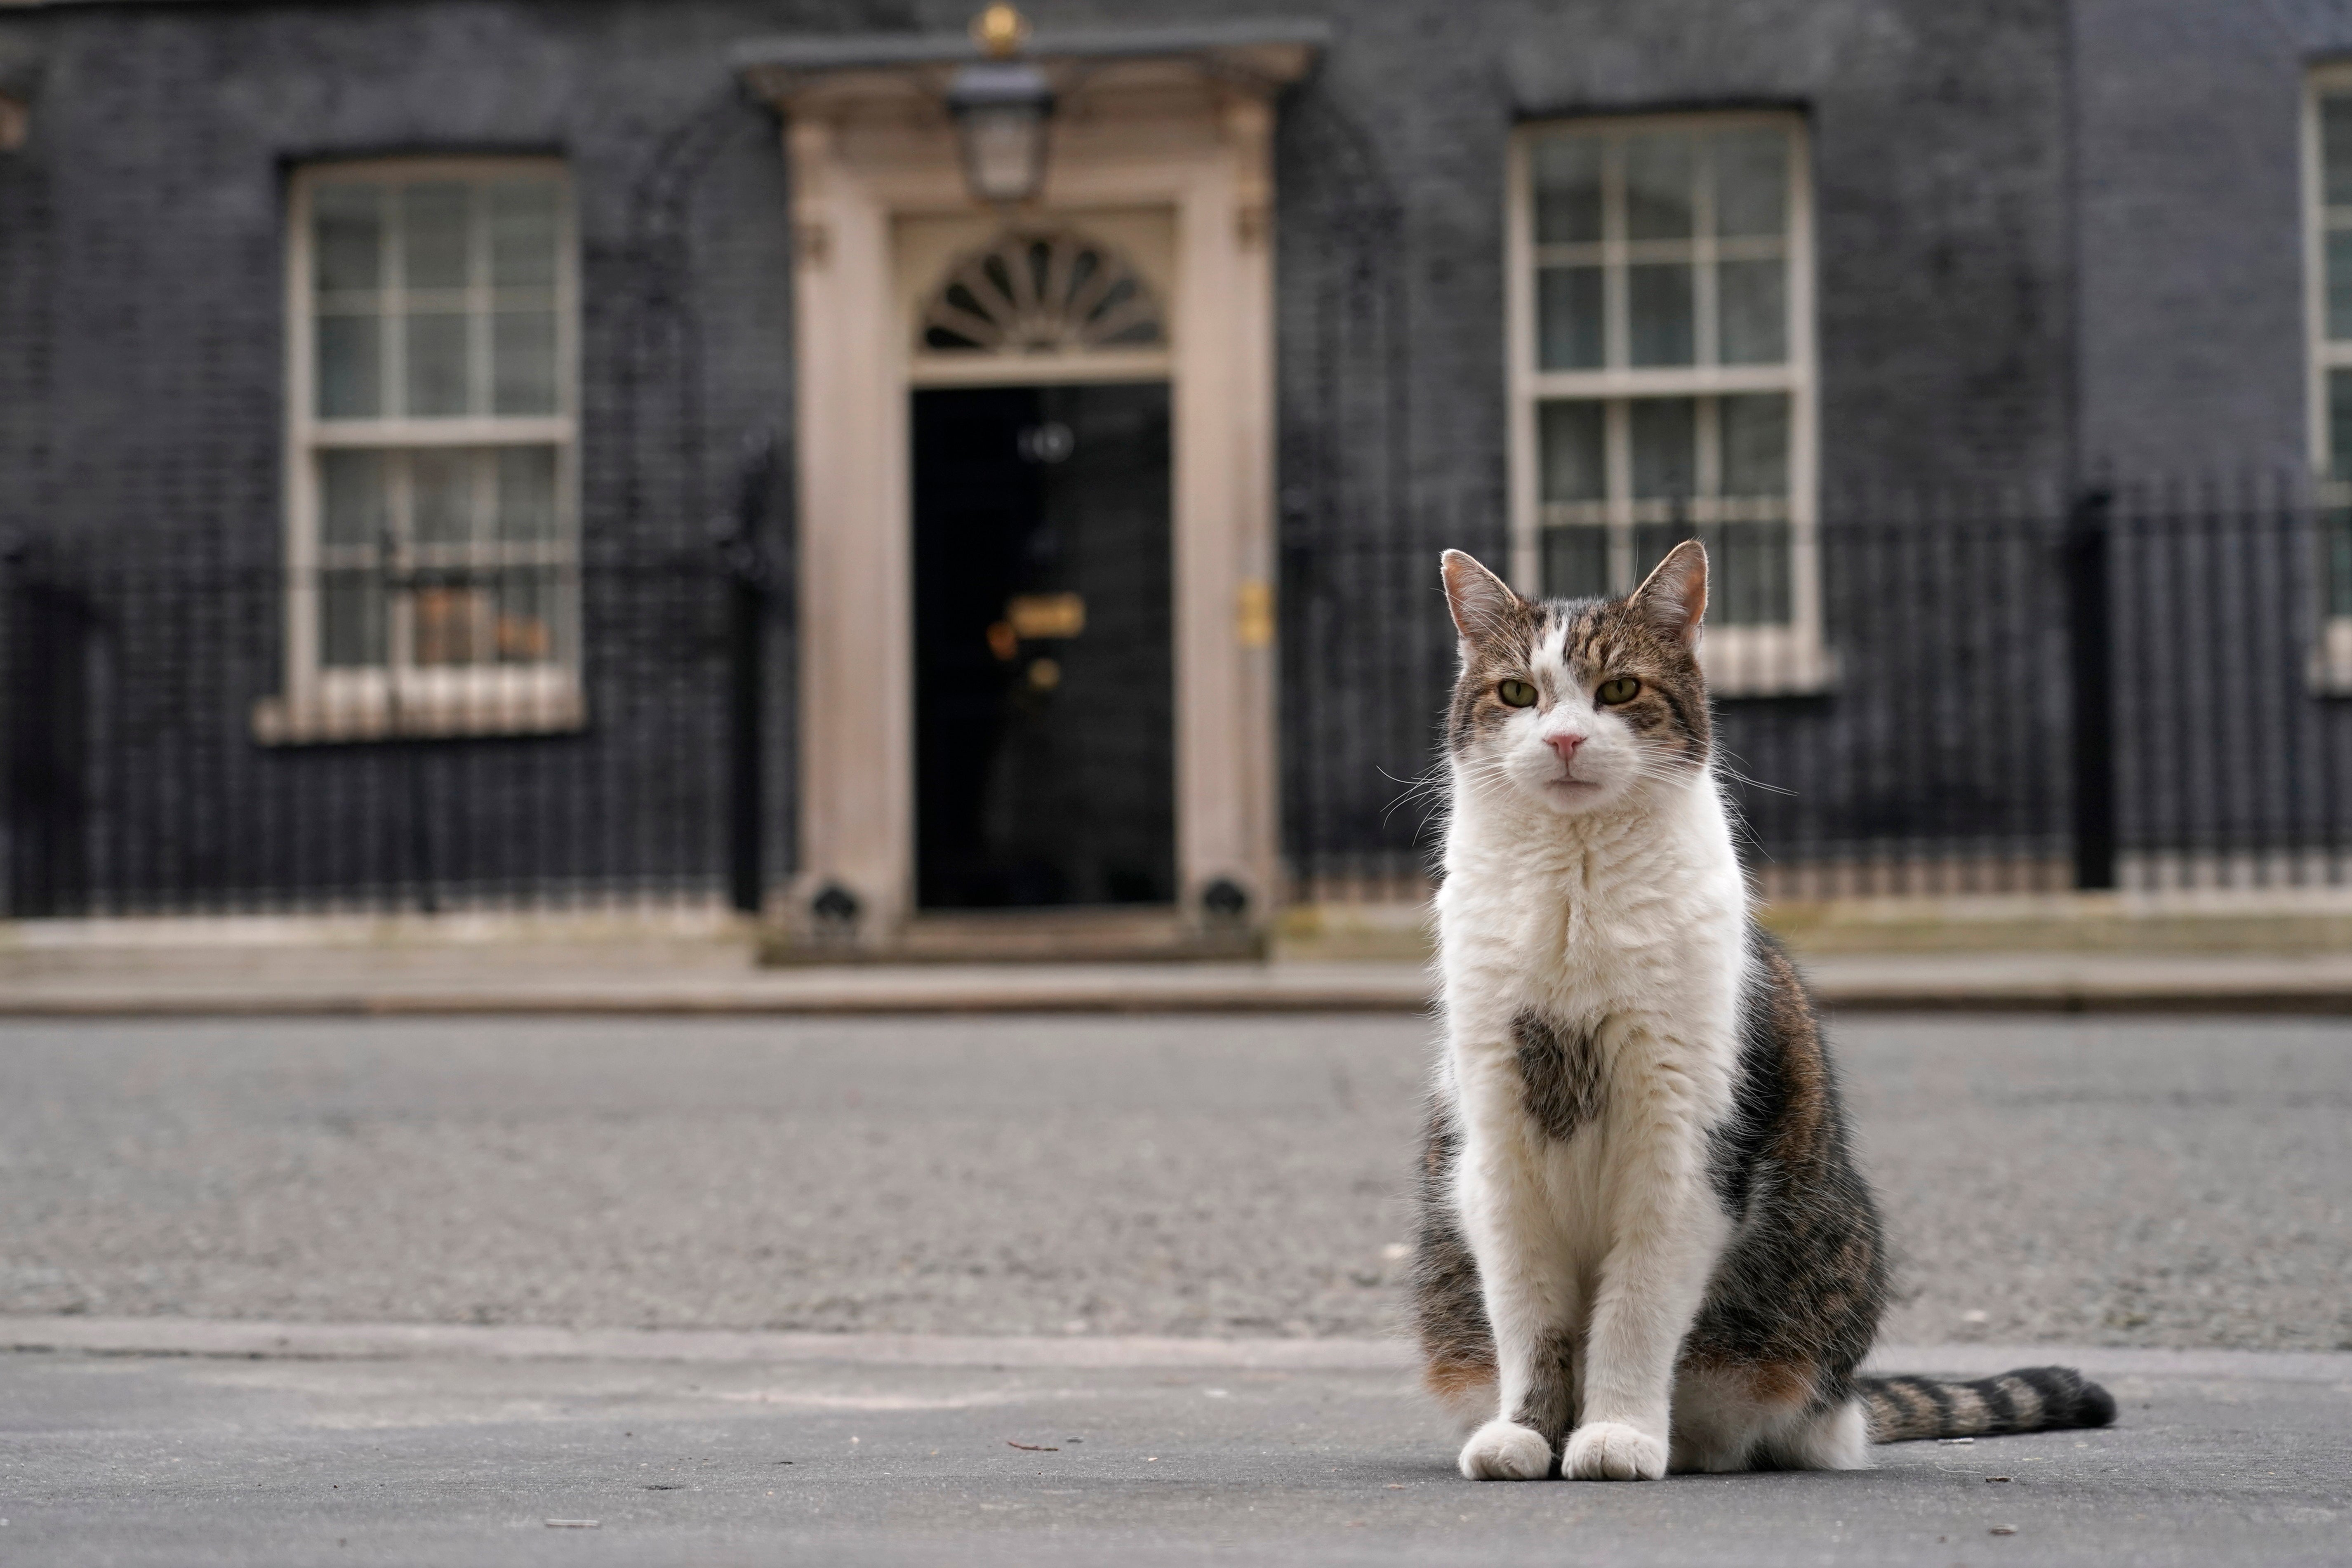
{"left": 1434, "top": 767, "right": 1750, "bottom": 1480}
{"left": 1438, "top": 770, "right": 1747, "bottom": 1067}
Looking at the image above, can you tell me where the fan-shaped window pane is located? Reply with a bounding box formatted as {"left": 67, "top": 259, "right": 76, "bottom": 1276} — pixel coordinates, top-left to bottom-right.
{"left": 918, "top": 229, "right": 1165, "bottom": 355}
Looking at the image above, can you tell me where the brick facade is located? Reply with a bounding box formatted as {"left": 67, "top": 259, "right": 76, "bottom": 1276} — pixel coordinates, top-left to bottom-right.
{"left": 0, "top": 0, "right": 2328, "bottom": 909}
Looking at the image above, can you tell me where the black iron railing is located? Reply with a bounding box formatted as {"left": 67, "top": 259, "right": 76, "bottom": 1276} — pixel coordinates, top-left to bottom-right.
{"left": 1, "top": 541, "right": 775, "bottom": 918}
{"left": 5, "top": 483, "right": 2351, "bottom": 918}
{"left": 1281, "top": 483, "right": 2352, "bottom": 900}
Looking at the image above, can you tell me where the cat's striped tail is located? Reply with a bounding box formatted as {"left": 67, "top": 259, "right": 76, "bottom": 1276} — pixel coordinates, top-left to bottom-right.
{"left": 1858, "top": 1366, "right": 2117, "bottom": 1443}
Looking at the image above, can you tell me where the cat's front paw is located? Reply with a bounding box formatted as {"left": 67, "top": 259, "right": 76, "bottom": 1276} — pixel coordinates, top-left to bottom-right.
{"left": 1564, "top": 1420, "right": 1667, "bottom": 1481}
{"left": 1457, "top": 1419, "right": 1554, "bottom": 1481}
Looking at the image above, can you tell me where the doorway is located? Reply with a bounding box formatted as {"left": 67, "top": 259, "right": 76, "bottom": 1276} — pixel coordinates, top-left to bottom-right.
{"left": 911, "top": 382, "right": 1175, "bottom": 910}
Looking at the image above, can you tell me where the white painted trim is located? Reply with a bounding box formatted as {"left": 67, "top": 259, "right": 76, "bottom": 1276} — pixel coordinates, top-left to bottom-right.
{"left": 252, "top": 665, "right": 584, "bottom": 744}
{"left": 774, "top": 77, "right": 1285, "bottom": 942}
{"left": 1504, "top": 111, "right": 1824, "bottom": 696}
{"left": 2305, "top": 66, "right": 2341, "bottom": 478}
{"left": 2300, "top": 66, "right": 2352, "bottom": 695}
{"left": 275, "top": 158, "right": 583, "bottom": 739}
{"left": 309, "top": 417, "right": 574, "bottom": 447}
{"left": 906, "top": 350, "right": 1174, "bottom": 386}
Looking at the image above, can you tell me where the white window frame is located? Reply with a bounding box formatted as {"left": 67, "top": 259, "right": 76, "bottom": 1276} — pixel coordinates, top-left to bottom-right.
{"left": 257, "top": 155, "right": 584, "bottom": 743}
{"left": 2300, "top": 66, "right": 2352, "bottom": 693}
{"left": 1505, "top": 111, "right": 1826, "bottom": 695}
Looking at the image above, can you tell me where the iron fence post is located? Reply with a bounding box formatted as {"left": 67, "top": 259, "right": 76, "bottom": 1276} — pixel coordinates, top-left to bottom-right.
{"left": 2066, "top": 486, "right": 2118, "bottom": 890}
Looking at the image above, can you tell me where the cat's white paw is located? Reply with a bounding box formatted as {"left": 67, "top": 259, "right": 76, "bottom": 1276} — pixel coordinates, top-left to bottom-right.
{"left": 1457, "top": 1419, "right": 1554, "bottom": 1481}
{"left": 1564, "top": 1420, "right": 1667, "bottom": 1481}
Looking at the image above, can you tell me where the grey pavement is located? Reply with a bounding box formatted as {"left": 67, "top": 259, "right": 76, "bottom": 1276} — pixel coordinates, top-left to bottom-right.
{"left": 0, "top": 1014, "right": 2345, "bottom": 1349}
{"left": 1, "top": 1330, "right": 2346, "bottom": 1566}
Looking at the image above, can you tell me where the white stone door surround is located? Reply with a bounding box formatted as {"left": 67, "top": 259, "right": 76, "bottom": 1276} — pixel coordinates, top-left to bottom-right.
{"left": 745, "top": 31, "right": 1315, "bottom": 944}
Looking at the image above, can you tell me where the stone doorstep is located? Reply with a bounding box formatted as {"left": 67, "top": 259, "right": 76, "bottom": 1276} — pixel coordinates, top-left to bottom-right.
{"left": 759, "top": 906, "right": 1268, "bottom": 966}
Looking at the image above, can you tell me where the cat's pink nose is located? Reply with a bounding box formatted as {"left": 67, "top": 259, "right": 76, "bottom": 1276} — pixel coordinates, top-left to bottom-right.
{"left": 1547, "top": 733, "right": 1584, "bottom": 765}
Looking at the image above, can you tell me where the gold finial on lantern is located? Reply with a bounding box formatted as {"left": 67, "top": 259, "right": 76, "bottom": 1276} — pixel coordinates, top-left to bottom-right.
{"left": 970, "top": 3, "right": 1030, "bottom": 59}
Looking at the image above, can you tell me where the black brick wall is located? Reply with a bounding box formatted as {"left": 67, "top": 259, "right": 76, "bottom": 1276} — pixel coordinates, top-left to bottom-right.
{"left": 0, "top": 0, "right": 2096, "bottom": 905}
{"left": 2072, "top": 0, "right": 2352, "bottom": 478}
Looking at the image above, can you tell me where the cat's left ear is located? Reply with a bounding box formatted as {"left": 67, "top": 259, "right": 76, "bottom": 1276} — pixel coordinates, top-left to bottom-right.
{"left": 1630, "top": 539, "right": 1708, "bottom": 647}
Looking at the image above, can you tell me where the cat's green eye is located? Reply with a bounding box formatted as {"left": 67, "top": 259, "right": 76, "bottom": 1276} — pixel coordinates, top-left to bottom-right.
{"left": 1597, "top": 677, "right": 1641, "bottom": 706}
{"left": 1497, "top": 679, "right": 1539, "bottom": 709}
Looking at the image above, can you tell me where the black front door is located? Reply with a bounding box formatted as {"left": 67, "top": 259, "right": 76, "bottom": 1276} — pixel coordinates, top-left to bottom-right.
{"left": 911, "top": 382, "right": 1175, "bottom": 910}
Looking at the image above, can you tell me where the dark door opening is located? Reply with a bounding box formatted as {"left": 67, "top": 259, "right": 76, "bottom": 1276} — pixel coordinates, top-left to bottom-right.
{"left": 912, "top": 381, "right": 1175, "bottom": 911}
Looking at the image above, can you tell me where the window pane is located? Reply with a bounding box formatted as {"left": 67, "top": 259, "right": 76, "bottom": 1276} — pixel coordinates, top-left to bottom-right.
{"left": 1628, "top": 264, "right": 1694, "bottom": 365}
{"left": 495, "top": 447, "right": 558, "bottom": 541}
{"left": 1720, "top": 393, "right": 1790, "bottom": 497}
{"left": 320, "top": 569, "right": 386, "bottom": 667}
{"left": 312, "top": 183, "right": 383, "bottom": 293}
{"left": 1705, "top": 521, "right": 1793, "bottom": 624}
{"left": 2326, "top": 97, "right": 2352, "bottom": 209}
{"left": 1718, "top": 258, "right": 1787, "bottom": 364}
{"left": 319, "top": 450, "right": 387, "bottom": 548}
{"left": 1713, "top": 127, "right": 1789, "bottom": 238}
{"left": 404, "top": 312, "right": 470, "bottom": 416}
{"left": 1630, "top": 398, "right": 1696, "bottom": 499}
{"left": 2327, "top": 510, "right": 2352, "bottom": 619}
{"left": 1539, "top": 401, "right": 1606, "bottom": 501}
{"left": 490, "top": 181, "right": 560, "bottom": 288}
{"left": 411, "top": 449, "right": 476, "bottom": 546}
{"left": 2328, "top": 231, "right": 2352, "bottom": 341}
{"left": 495, "top": 569, "right": 558, "bottom": 663}
{"left": 1625, "top": 132, "right": 1694, "bottom": 241}
{"left": 492, "top": 310, "right": 558, "bottom": 414}
{"left": 1537, "top": 266, "right": 1605, "bottom": 370}
{"left": 400, "top": 182, "right": 471, "bottom": 291}
{"left": 316, "top": 315, "right": 381, "bottom": 418}
{"left": 413, "top": 583, "right": 490, "bottom": 666}
{"left": 1542, "top": 527, "right": 1610, "bottom": 600}
{"left": 2329, "top": 369, "right": 2352, "bottom": 479}
{"left": 1531, "top": 134, "right": 1603, "bottom": 244}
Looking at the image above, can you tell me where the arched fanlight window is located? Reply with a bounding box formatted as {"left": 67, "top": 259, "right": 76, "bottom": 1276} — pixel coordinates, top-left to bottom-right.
{"left": 919, "top": 229, "right": 1165, "bottom": 353}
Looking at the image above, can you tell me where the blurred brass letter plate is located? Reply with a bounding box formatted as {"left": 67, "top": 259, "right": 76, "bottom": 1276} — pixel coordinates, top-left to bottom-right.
{"left": 1007, "top": 591, "right": 1086, "bottom": 639}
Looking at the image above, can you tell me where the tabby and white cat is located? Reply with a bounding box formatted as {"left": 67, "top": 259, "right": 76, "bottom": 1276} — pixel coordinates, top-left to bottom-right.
{"left": 1413, "top": 542, "right": 2113, "bottom": 1480}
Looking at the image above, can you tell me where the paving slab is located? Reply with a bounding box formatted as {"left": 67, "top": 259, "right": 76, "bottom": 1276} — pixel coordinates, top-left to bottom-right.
{"left": 0, "top": 1330, "right": 2344, "bottom": 1567}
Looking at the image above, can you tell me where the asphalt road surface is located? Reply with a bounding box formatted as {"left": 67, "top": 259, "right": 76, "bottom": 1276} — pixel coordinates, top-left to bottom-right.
{"left": 0, "top": 1014, "right": 2345, "bottom": 1349}
{"left": 3, "top": 1334, "right": 2346, "bottom": 1567}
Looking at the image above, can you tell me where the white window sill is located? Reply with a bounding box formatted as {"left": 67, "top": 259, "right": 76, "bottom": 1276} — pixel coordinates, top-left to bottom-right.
{"left": 1700, "top": 625, "right": 1834, "bottom": 697}
{"left": 2315, "top": 619, "right": 2352, "bottom": 696}
{"left": 253, "top": 667, "right": 585, "bottom": 744}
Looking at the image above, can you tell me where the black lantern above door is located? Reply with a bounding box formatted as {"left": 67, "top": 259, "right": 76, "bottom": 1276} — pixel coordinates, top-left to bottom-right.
{"left": 949, "top": 6, "right": 1055, "bottom": 207}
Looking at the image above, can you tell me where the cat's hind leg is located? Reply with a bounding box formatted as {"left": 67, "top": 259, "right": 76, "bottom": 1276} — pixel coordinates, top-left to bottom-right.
{"left": 1759, "top": 1397, "right": 1871, "bottom": 1471}
{"left": 1668, "top": 1360, "right": 1867, "bottom": 1473}
{"left": 1667, "top": 1362, "right": 1771, "bottom": 1474}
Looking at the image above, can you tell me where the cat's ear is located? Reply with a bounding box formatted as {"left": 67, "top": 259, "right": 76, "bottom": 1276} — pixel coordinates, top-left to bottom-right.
{"left": 1629, "top": 539, "right": 1708, "bottom": 647}
{"left": 1441, "top": 550, "right": 1522, "bottom": 646}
